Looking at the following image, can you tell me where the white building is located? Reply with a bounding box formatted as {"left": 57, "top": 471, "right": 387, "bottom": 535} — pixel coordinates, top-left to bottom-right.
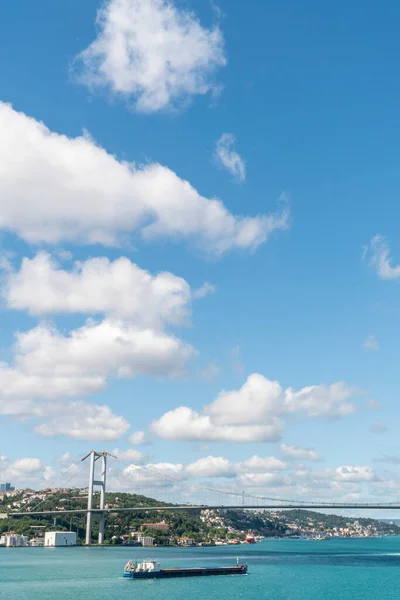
{"left": 29, "top": 538, "right": 44, "bottom": 547}
{"left": 0, "top": 533, "right": 28, "bottom": 547}
{"left": 137, "top": 535, "right": 154, "bottom": 547}
{"left": 44, "top": 531, "right": 77, "bottom": 547}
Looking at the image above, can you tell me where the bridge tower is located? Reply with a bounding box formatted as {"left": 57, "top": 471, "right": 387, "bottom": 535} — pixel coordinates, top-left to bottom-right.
{"left": 82, "top": 450, "right": 115, "bottom": 545}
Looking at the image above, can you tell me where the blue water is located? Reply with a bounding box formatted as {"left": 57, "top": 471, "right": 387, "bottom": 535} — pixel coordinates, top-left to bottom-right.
{"left": 1, "top": 538, "right": 400, "bottom": 599}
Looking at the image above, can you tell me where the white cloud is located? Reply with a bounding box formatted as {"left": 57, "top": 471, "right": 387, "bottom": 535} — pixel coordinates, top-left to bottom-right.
{"left": 1, "top": 250, "right": 196, "bottom": 438}
{"left": 185, "top": 456, "right": 235, "bottom": 478}
{"left": 193, "top": 282, "right": 216, "bottom": 300}
{"left": 365, "top": 235, "right": 400, "bottom": 279}
{"left": 100, "top": 457, "right": 400, "bottom": 506}
{"left": 146, "top": 462, "right": 184, "bottom": 477}
{"left": 371, "top": 479, "right": 400, "bottom": 496}
{"left": 0, "top": 362, "right": 104, "bottom": 410}
{"left": 363, "top": 334, "right": 380, "bottom": 351}
{"left": 0, "top": 102, "right": 288, "bottom": 255}
{"left": 75, "top": 0, "right": 226, "bottom": 113}
{"left": 214, "top": 133, "right": 246, "bottom": 182}
{"left": 238, "top": 472, "right": 287, "bottom": 488}
{"left": 236, "top": 455, "right": 287, "bottom": 473}
{"left": 112, "top": 448, "right": 146, "bottom": 463}
{"left": 58, "top": 452, "right": 74, "bottom": 464}
{"left": 111, "top": 462, "right": 184, "bottom": 491}
{"left": 206, "top": 374, "right": 283, "bottom": 425}
{"left": 13, "top": 318, "right": 193, "bottom": 384}
{"left": 110, "top": 453, "right": 287, "bottom": 484}
{"left": 151, "top": 374, "right": 360, "bottom": 443}
{"left": 128, "top": 431, "right": 147, "bottom": 445}
{"left": 20, "top": 453, "right": 393, "bottom": 503}
{"left": 0, "top": 316, "right": 192, "bottom": 436}
{"left": 151, "top": 406, "right": 283, "bottom": 443}
{"left": 4, "top": 252, "right": 191, "bottom": 326}
{"left": 120, "top": 459, "right": 381, "bottom": 500}
{"left": 34, "top": 402, "right": 130, "bottom": 441}
{"left": 335, "top": 466, "right": 377, "bottom": 482}
{"left": 280, "top": 444, "right": 321, "bottom": 462}
{"left": 6, "top": 458, "right": 43, "bottom": 478}
{"left": 0, "top": 457, "right": 56, "bottom": 486}
{"left": 284, "top": 381, "right": 357, "bottom": 418}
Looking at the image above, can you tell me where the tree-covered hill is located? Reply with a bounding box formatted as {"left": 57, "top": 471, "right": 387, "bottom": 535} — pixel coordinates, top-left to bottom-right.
{"left": 1, "top": 490, "right": 399, "bottom": 544}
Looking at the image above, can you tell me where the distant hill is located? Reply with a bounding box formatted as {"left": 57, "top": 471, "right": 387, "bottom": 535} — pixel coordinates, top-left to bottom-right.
{"left": 1, "top": 490, "right": 399, "bottom": 544}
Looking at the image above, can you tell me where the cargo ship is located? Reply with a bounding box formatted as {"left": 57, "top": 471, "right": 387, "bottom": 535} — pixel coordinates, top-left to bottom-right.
{"left": 123, "top": 559, "right": 248, "bottom": 579}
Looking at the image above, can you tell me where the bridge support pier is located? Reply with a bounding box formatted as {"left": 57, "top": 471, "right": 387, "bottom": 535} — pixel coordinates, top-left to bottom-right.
{"left": 98, "top": 454, "right": 107, "bottom": 545}
{"left": 82, "top": 450, "right": 113, "bottom": 545}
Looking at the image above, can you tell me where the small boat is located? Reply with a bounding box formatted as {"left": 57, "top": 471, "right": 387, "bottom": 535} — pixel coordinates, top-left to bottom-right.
{"left": 123, "top": 558, "right": 248, "bottom": 579}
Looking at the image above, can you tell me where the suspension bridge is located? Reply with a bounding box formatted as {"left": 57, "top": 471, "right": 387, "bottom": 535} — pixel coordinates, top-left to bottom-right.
{"left": 6, "top": 450, "right": 400, "bottom": 545}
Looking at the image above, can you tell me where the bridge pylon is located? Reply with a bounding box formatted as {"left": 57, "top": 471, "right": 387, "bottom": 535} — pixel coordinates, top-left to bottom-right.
{"left": 81, "top": 450, "right": 115, "bottom": 545}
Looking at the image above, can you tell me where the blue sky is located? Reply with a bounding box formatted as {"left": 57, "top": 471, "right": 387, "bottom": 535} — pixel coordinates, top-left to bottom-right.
{"left": 1, "top": 0, "right": 400, "bottom": 507}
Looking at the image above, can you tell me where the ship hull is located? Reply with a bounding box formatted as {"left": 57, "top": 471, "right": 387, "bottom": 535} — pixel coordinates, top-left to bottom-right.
{"left": 124, "top": 565, "right": 247, "bottom": 579}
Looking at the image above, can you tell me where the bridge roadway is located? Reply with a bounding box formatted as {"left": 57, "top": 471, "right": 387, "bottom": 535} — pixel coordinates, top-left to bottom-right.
{"left": 7, "top": 503, "right": 400, "bottom": 517}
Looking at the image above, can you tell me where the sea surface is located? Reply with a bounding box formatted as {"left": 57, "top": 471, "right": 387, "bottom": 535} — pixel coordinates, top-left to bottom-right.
{"left": 1, "top": 537, "right": 400, "bottom": 599}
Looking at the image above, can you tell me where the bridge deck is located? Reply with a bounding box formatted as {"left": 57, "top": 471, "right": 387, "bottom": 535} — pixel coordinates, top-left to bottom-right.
{"left": 7, "top": 503, "right": 400, "bottom": 517}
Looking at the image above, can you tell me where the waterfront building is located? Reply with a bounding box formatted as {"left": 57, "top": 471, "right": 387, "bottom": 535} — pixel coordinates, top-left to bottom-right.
{"left": 0, "top": 533, "right": 28, "bottom": 547}
{"left": 137, "top": 535, "right": 154, "bottom": 547}
{"left": 178, "top": 537, "right": 195, "bottom": 546}
{"left": 44, "top": 531, "right": 77, "bottom": 547}
{"left": 29, "top": 537, "right": 44, "bottom": 547}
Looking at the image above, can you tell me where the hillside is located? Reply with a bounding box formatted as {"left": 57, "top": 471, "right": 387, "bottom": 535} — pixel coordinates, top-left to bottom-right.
{"left": 1, "top": 489, "right": 399, "bottom": 544}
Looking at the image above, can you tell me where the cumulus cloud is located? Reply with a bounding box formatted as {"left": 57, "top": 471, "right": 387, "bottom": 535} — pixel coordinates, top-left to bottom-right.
{"left": 206, "top": 374, "right": 283, "bottom": 425}
{"left": 365, "top": 235, "right": 400, "bottom": 279}
{"left": 214, "top": 133, "right": 246, "bottom": 182}
{"left": 185, "top": 456, "right": 235, "bottom": 478}
{"left": 280, "top": 444, "right": 321, "bottom": 462}
{"left": 363, "top": 335, "right": 380, "bottom": 351}
{"left": 0, "top": 249, "right": 197, "bottom": 439}
{"left": 104, "top": 457, "right": 397, "bottom": 504}
{"left": 9, "top": 318, "right": 192, "bottom": 387}
{"left": 151, "top": 374, "right": 360, "bottom": 443}
{"left": 0, "top": 315, "right": 192, "bottom": 436}
{"left": 109, "top": 453, "right": 288, "bottom": 486}
{"left": 0, "top": 102, "right": 288, "bottom": 255}
{"left": 128, "top": 431, "right": 147, "bottom": 445}
{"left": 0, "top": 361, "right": 104, "bottom": 410}
{"left": 112, "top": 448, "right": 146, "bottom": 463}
{"left": 34, "top": 402, "right": 130, "bottom": 441}
{"left": 284, "top": 381, "right": 358, "bottom": 418}
{"left": 74, "top": 0, "right": 226, "bottom": 113}
{"left": 13, "top": 453, "right": 390, "bottom": 502}
{"left": 0, "top": 457, "right": 56, "bottom": 486}
{"left": 111, "top": 462, "right": 185, "bottom": 491}
{"left": 335, "top": 466, "right": 377, "bottom": 482}
{"left": 0, "top": 388, "right": 129, "bottom": 442}
{"left": 3, "top": 253, "right": 192, "bottom": 326}
{"left": 236, "top": 455, "right": 287, "bottom": 472}
{"left": 238, "top": 472, "right": 288, "bottom": 488}
{"left": 151, "top": 406, "right": 282, "bottom": 443}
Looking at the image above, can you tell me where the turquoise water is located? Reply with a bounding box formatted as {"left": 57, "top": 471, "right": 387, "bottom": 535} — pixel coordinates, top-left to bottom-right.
{"left": 1, "top": 538, "right": 400, "bottom": 599}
